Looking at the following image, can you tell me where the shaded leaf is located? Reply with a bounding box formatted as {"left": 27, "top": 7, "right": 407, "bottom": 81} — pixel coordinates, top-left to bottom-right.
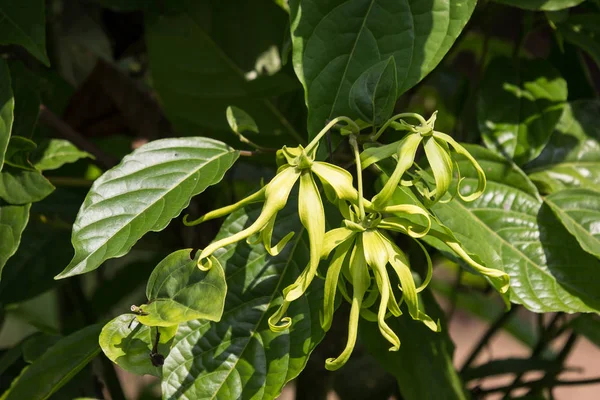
{"left": 226, "top": 106, "right": 259, "bottom": 135}
{"left": 0, "top": 59, "right": 14, "bottom": 172}
{"left": 100, "top": 314, "right": 176, "bottom": 377}
{"left": 361, "top": 290, "right": 468, "bottom": 400}
{"left": 493, "top": 0, "right": 585, "bottom": 11}
{"left": 4, "top": 324, "right": 101, "bottom": 400}
{"left": 349, "top": 57, "right": 398, "bottom": 125}
{"left": 3, "top": 136, "right": 36, "bottom": 170}
{"left": 0, "top": 203, "right": 30, "bottom": 282}
{"left": 161, "top": 197, "right": 327, "bottom": 399}
{"left": 545, "top": 189, "right": 600, "bottom": 259}
{"left": 557, "top": 13, "right": 600, "bottom": 68}
{"left": 22, "top": 333, "right": 61, "bottom": 363}
{"left": 478, "top": 57, "right": 567, "bottom": 164}
{"left": 289, "top": 0, "right": 477, "bottom": 136}
{"left": 56, "top": 137, "right": 239, "bottom": 279}
{"left": 135, "top": 249, "right": 227, "bottom": 326}
{"left": 525, "top": 101, "right": 600, "bottom": 193}
{"left": 569, "top": 314, "right": 600, "bottom": 347}
{"left": 0, "top": 0, "right": 49, "bottom": 65}
{"left": 32, "top": 139, "right": 93, "bottom": 171}
{"left": 462, "top": 358, "right": 561, "bottom": 381}
{"left": 8, "top": 62, "right": 40, "bottom": 139}
{"left": 0, "top": 166, "right": 55, "bottom": 204}
{"left": 432, "top": 145, "right": 600, "bottom": 313}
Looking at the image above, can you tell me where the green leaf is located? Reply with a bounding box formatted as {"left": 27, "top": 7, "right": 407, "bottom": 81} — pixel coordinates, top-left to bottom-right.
{"left": 145, "top": 2, "right": 303, "bottom": 146}
{"left": 0, "top": 59, "right": 14, "bottom": 172}
{"left": 56, "top": 137, "right": 239, "bottom": 279}
{"left": 361, "top": 290, "right": 468, "bottom": 400}
{"left": 0, "top": 203, "right": 30, "bottom": 282}
{"left": 462, "top": 358, "right": 561, "bottom": 381}
{"left": 493, "top": 0, "right": 586, "bottom": 11}
{"left": 22, "top": 333, "right": 61, "bottom": 363}
{"left": 161, "top": 198, "right": 327, "bottom": 399}
{"left": 544, "top": 189, "right": 600, "bottom": 259}
{"left": 4, "top": 324, "right": 101, "bottom": 400}
{"left": 226, "top": 106, "right": 259, "bottom": 135}
{"left": 525, "top": 101, "right": 600, "bottom": 193}
{"left": 289, "top": 0, "right": 477, "bottom": 136}
{"left": 0, "top": 166, "right": 55, "bottom": 204}
{"left": 478, "top": 57, "right": 567, "bottom": 164}
{"left": 31, "top": 140, "right": 93, "bottom": 171}
{"left": 8, "top": 62, "right": 40, "bottom": 139}
{"left": 432, "top": 145, "right": 600, "bottom": 313}
{"left": 99, "top": 314, "right": 175, "bottom": 377}
{"left": 3, "top": 136, "right": 36, "bottom": 170}
{"left": 0, "top": 0, "right": 49, "bottom": 65}
{"left": 569, "top": 314, "right": 600, "bottom": 347}
{"left": 135, "top": 249, "right": 227, "bottom": 326}
{"left": 557, "top": 14, "right": 600, "bottom": 68}
{"left": 349, "top": 57, "right": 397, "bottom": 126}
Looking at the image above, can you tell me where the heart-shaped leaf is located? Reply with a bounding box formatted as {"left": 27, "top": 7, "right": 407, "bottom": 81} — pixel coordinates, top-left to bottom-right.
{"left": 4, "top": 324, "right": 101, "bottom": 400}
{"left": 0, "top": 59, "right": 14, "bottom": 172}
{"left": 0, "top": 0, "right": 49, "bottom": 65}
{"left": 99, "top": 314, "right": 176, "bottom": 377}
{"left": 544, "top": 189, "right": 600, "bottom": 260}
{"left": 349, "top": 57, "right": 397, "bottom": 125}
{"left": 432, "top": 145, "right": 600, "bottom": 313}
{"left": 525, "top": 101, "right": 600, "bottom": 193}
{"left": 478, "top": 57, "right": 567, "bottom": 164}
{"left": 0, "top": 203, "right": 30, "bottom": 281}
{"left": 161, "top": 198, "right": 327, "bottom": 399}
{"left": 135, "top": 249, "right": 227, "bottom": 326}
{"left": 0, "top": 166, "right": 55, "bottom": 204}
{"left": 56, "top": 137, "right": 239, "bottom": 279}
{"left": 32, "top": 139, "right": 93, "bottom": 171}
{"left": 289, "top": 0, "right": 476, "bottom": 136}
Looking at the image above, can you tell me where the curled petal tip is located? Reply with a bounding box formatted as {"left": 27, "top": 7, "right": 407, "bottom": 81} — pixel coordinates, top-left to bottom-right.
{"left": 197, "top": 256, "right": 213, "bottom": 271}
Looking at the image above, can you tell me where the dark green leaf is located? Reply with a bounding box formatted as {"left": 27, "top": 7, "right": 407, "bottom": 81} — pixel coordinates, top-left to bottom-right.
{"left": 0, "top": 203, "right": 30, "bottom": 281}
{"left": 22, "top": 333, "right": 61, "bottom": 363}
{"left": 4, "top": 324, "right": 101, "bottom": 400}
{"left": 226, "top": 106, "right": 259, "bottom": 135}
{"left": 478, "top": 57, "right": 567, "bottom": 164}
{"left": 493, "top": 0, "right": 586, "bottom": 10}
{"left": 361, "top": 290, "right": 468, "bottom": 400}
{"left": 289, "top": 0, "right": 477, "bottom": 136}
{"left": 8, "top": 62, "right": 40, "bottom": 139}
{"left": 349, "top": 57, "right": 397, "bottom": 125}
{"left": 145, "top": 2, "right": 303, "bottom": 146}
{"left": 433, "top": 145, "right": 600, "bottom": 313}
{"left": 557, "top": 14, "right": 600, "bottom": 68}
{"left": 161, "top": 198, "right": 327, "bottom": 399}
{"left": 3, "top": 136, "right": 36, "bottom": 170}
{"left": 0, "top": 0, "right": 49, "bottom": 65}
{"left": 56, "top": 137, "right": 239, "bottom": 279}
{"left": 462, "top": 358, "right": 561, "bottom": 381}
{"left": 93, "top": 0, "right": 159, "bottom": 11}
{"left": 569, "top": 314, "right": 600, "bottom": 347}
{"left": 545, "top": 189, "right": 600, "bottom": 259}
{"left": 100, "top": 314, "right": 176, "bottom": 377}
{"left": 135, "top": 249, "right": 227, "bottom": 326}
{"left": 525, "top": 101, "right": 600, "bottom": 193}
{"left": 32, "top": 140, "right": 93, "bottom": 171}
{"left": 0, "top": 166, "right": 55, "bottom": 204}
{"left": 0, "top": 59, "right": 14, "bottom": 172}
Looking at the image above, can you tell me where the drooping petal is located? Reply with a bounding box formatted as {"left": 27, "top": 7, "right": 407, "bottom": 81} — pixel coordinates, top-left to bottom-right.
{"left": 322, "top": 227, "right": 355, "bottom": 259}
{"left": 312, "top": 162, "right": 359, "bottom": 203}
{"left": 268, "top": 299, "right": 292, "bottom": 332}
{"left": 360, "top": 141, "right": 400, "bottom": 170}
{"left": 321, "top": 235, "right": 355, "bottom": 331}
{"left": 423, "top": 136, "right": 453, "bottom": 203}
{"left": 362, "top": 231, "right": 400, "bottom": 351}
{"left": 260, "top": 214, "right": 295, "bottom": 256}
{"left": 198, "top": 167, "right": 300, "bottom": 267}
{"left": 380, "top": 204, "right": 432, "bottom": 237}
{"left": 283, "top": 171, "right": 325, "bottom": 302}
{"left": 371, "top": 134, "right": 422, "bottom": 209}
{"left": 434, "top": 131, "right": 486, "bottom": 202}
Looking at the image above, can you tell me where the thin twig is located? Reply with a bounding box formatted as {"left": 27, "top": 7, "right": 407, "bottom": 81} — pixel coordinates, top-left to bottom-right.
{"left": 478, "top": 376, "right": 600, "bottom": 395}
{"left": 38, "top": 105, "right": 118, "bottom": 169}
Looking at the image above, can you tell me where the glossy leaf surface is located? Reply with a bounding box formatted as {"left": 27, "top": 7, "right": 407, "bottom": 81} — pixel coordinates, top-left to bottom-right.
{"left": 56, "top": 137, "right": 238, "bottom": 279}
{"left": 349, "top": 57, "right": 397, "bottom": 125}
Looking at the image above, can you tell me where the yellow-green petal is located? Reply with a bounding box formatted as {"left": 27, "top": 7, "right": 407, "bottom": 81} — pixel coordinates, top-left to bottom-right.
{"left": 423, "top": 136, "right": 453, "bottom": 204}
{"left": 380, "top": 204, "right": 431, "bottom": 237}
{"left": 321, "top": 236, "right": 355, "bottom": 331}
{"left": 261, "top": 214, "right": 295, "bottom": 256}
{"left": 360, "top": 141, "right": 400, "bottom": 170}
{"left": 312, "top": 162, "right": 359, "bottom": 203}
{"left": 322, "top": 227, "right": 355, "bottom": 259}
{"left": 268, "top": 300, "right": 292, "bottom": 332}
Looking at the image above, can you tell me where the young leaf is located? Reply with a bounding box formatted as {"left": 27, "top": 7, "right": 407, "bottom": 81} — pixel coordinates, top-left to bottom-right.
{"left": 4, "top": 324, "right": 101, "bottom": 400}
{"left": 32, "top": 139, "right": 93, "bottom": 171}
{"left": 493, "top": 0, "right": 586, "bottom": 11}
{"left": 525, "top": 101, "right": 600, "bottom": 193}
{"left": 0, "top": 204, "right": 30, "bottom": 281}
{"left": 349, "top": 57, "right": 397, "bottom": 126}
{"left": 361, "top": 290, "right": 468, "bottom": 400}
{"left": 478, "top": 57, "right": 567, "bottom": 165}
{"left": 432, "top": 145, "right": 600, "bottom": 313}
{"left": 545, "top": 189, "right": 600, "bottom": 260}
{"left": 226, "top": 106, "right": 259, "bottom": 135}
{"left": 289, "top": 0, "right": 476, "bottom": 137}
{"left": 56, "top": 137, "right": 239, "bottom": 279}
{"left": 0, "top": 59, "right": 14, "bottom": 172}
{"left": 99, "top": 314, "right": 176, "bottom": 377}
{"left": 0, "top": 0, "right": 50, "bottom": 65}
{"left": 161, "top": 197, "right": 328, "bottom": 399}
{"left": 135, "top": 249, "right": 227, "bottom": 326}
{"left": 0, "top": 167, "right": 55, "bottom": 204}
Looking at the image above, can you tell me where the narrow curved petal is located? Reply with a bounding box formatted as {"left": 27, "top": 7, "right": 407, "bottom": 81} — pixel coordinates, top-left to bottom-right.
{"left": 261, "top": 214, "right": 295, "bottom": 256}
{"left": 325, "top": 291, "right": 362, "bottom": 371}
{"left": 380, "top": 204, "right": 432, "bottom": 237}
{"left": 268, "top": 299, "right": 292, "bottom": 332}
{"left": 360, "top": 141, "right": 400, "bottom": 170}
{"left": 312, "top": 162, "right": 359, "bottom": 203}
{"left": 322, "top": 227, "right": 355, "bottom": 259}
{"left": 423, "top": 136, "right": 453, "bottom": 203}
{"left": 434, "top": 131, "right": 486, "bottom": 202}
{"left": 321, "top": 236, "right": 355, "bottom": 331}
{"left": 372, "top": 134, "right": 422, "bottom": 209}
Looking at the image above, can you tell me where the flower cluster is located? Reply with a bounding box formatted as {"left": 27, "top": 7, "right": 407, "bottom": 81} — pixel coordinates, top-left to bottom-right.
{"left": 184, "top": 112, "right": 509, "bottom": 370}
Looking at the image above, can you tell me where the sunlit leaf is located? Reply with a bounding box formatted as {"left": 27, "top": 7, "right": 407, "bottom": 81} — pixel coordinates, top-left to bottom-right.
{"left": 493, "top": 0, "right": 586, "bottom": 11}
{"left": 32, "top": 139, "right": 93, "bottom": 171}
